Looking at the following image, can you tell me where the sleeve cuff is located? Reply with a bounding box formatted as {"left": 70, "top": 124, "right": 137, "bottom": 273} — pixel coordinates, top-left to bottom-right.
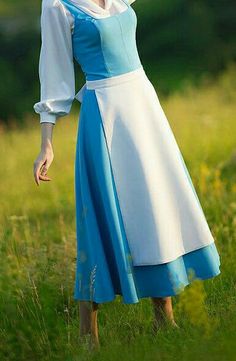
{"left": 39, "top": 112, "right": 57, "bottom": 124}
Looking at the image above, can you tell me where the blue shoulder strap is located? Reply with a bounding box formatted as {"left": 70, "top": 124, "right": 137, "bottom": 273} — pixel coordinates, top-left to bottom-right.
{"left": 61, "top": 0, "right": 130, "bottom": 19}
{"left": 60, "top": 0, "right": 87, "bottom": 19}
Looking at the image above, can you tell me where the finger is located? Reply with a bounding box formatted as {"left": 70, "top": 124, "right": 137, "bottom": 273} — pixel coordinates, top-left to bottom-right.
{"left": 33, "top": 164, "right": 38, "bottom": 185}
{"left": 34, "top": 161, "right": 44, "bottom": 186}
{"left": 39, "top": 174, "right": 52, "bottom": 181}
{"left": 41, "top": 165, "right": 48, "bottom": 176}
{"left": 41, "top": 158, "right": 52, "bottom": 176}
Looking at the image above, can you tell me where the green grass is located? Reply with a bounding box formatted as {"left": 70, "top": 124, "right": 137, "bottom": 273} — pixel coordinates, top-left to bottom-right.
{"left": 0, "top": 64, "right": 236, "bottom": 360}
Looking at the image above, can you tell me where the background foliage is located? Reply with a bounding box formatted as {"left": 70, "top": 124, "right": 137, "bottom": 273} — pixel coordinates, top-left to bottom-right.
{"left": 0, "top": 0, "right": 235, "bottom": 123}
{"left": 0, "top": 1, "right": 236, "bottom": 360}
{"left": 0, "top": 65, "right": 236, "bottom": 360}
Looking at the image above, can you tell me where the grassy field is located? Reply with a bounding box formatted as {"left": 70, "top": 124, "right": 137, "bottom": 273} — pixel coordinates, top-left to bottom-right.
{"left": 0, "top": 65, "right": 236, "bottom": 361}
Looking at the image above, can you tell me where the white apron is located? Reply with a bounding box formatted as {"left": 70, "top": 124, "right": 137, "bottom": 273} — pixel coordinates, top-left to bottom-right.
{"left": 75, "top": 67, "right": 215, "bottom": 266}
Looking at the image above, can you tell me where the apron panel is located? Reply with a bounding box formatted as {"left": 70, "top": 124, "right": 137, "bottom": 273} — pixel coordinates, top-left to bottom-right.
{"left": 79, "top": 68, "right": 215, "bottom": 266}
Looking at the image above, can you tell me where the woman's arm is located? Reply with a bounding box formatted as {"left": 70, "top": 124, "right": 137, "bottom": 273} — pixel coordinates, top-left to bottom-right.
{"left": 33, "top": 0, "right": 75, "bottom": 185}
{"left": 33, "top": 0, "right": 75, "bottom": 124}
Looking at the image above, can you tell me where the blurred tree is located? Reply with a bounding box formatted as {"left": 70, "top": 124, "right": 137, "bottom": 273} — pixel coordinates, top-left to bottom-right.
{"left": 0, "top": 0, "right": 235, "bottom": 123}
{"left": 135, "top": 0, "right": 236, "bottom": 92}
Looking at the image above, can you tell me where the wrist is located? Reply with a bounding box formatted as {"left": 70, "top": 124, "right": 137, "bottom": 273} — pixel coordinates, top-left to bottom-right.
{"left": 41, "top": 139, "right": 53, "bottom": 152}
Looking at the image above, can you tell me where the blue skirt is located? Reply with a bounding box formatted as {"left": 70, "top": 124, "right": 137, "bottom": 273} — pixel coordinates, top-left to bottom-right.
{"left": 73, "top": 90, "right": 221, "bottom": 304}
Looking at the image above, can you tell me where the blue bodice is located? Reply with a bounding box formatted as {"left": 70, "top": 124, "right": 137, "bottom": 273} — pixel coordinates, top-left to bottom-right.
{"left": 61, "top": 0, "right": 142, "bottom": 80}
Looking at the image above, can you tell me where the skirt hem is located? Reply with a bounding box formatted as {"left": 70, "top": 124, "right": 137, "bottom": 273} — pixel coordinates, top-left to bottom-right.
{"left": 73, "top": 268, "right": 221, "bottom": 305}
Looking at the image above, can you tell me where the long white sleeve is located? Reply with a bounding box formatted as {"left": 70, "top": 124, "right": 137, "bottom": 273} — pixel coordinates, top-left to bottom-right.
{"left": 33, "top": 0, "right": 75, "bottom": 124}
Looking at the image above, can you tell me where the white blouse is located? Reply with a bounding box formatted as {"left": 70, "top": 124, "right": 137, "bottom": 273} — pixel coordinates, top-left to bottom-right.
{"left": 33, "top": 0, "right": 136, "bottom": 124}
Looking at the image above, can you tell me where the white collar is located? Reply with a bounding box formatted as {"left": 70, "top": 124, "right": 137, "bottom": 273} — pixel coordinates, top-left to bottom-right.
{"left": 68, "top": 0, "right": 127, "bottom": 18}
{"left": 69, "top": 0, "right": 111, "bottom": 15}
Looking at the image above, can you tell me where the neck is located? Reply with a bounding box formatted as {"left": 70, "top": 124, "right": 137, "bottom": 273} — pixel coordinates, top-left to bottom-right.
{"left": 93, "top": 0, "right": 106, "bottom": 10}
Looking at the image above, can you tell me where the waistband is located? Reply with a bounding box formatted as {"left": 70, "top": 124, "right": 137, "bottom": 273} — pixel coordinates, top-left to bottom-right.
{"left": 75, "top": 66, "right": 145, "bottom": 103}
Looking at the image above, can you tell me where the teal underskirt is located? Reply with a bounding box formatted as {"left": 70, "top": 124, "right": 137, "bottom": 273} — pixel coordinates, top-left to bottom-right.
{"left": 73, "top": 90, "right": 221, "bottom": 304}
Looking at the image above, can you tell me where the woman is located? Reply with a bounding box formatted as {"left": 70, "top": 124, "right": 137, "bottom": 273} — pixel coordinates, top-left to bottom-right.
{"left": 33, "top": 0, "right": 221, "bottom": 349}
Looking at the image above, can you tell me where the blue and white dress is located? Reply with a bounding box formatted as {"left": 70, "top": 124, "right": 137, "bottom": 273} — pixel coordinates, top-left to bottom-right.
{"left": 34, "top": 0, "right": 221, "bottom": 303}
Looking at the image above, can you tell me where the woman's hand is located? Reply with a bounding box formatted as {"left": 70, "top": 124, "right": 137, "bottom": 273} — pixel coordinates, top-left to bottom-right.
{"left": 33, "top": 122, "right": 54, "bottom": 186}
{"left": 33, "top": 144, "right": 54, "bottom": 185}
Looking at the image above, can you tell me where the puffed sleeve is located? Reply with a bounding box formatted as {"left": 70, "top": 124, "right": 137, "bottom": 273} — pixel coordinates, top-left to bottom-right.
{"left": 33, "top": 0, "right": 75, "bottom": 124}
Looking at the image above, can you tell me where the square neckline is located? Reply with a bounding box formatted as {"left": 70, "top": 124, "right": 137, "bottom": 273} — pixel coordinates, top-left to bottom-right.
{"left": 65, "top": 0, "right": 130, "bottom": 20}
{"left": 89, "top": 0, "right": 106, "bottom": 11}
